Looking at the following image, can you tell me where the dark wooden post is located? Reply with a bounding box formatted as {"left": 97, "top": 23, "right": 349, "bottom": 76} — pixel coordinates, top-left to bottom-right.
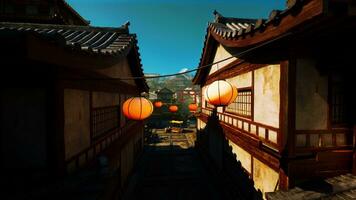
{"left": 353, "top": 126, "right": 356, "bottom": 175}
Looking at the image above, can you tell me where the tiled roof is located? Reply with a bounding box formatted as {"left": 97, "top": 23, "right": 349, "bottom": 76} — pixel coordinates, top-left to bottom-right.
{"left": 208, "top": 0, "right": 303, "bottom": 40}
{"left": 209, "top": 10, "right": 258, "bottom": 39}
{"left": 0, "top": 22, "right": 135, "bottom": 56}
{"left": 193, "top": 0, "right": 322, "bottom": 84}
{"left": 0, "top": 21, "right": 149, "bottom": 91}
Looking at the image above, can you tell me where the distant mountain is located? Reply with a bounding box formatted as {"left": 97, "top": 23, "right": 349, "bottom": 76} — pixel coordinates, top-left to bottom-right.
{"left": 145, "top": 73, "right": 197, "bottom": 93}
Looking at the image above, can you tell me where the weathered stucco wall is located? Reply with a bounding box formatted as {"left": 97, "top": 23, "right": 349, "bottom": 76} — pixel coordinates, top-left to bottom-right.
{"left": 1, "top": 88, "right": 47, "bottom": 169}
{"left": 92, "top": 91, "right": 120, "bottom": 108}
{"left": 296, "top": 58, "right": 328, "bottom": 130}
{"left": 95, "top": 58, "right": 136, "bottom": 85}
{"left": 209, "top": 44, "right": 237, "bottom": 75}
{"left": 253, "top": 158, "right": 279, "bottom": 196}
{"left": 254, "top": 65, "right": 280, "bottom": 128}
{"left": 64, "top": 89, "right": 90, "bottom": 160}
{"left": 228, "top": 140, "right": 252, "bottom": 173}
{"left": 227, "top": 71, "right": 252, "bottom": 88}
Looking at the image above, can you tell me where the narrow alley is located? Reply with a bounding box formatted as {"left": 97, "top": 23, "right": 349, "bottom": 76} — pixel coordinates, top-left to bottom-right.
{"left": 122, "top": 128, "right": 224, "bottom": 200}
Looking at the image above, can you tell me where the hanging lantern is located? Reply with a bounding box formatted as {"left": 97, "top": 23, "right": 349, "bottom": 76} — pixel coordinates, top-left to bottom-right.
{"left": 154, "top": 101, "right": 163, "bottom": 108}
{"left": 205, "top": 80, "right": 238, "bottom": 106}
{"left": 188, "top": 103, "right": 198, "bottom": 112}
{"left": 122, "top": 97, "right": 153, "bottom": 120}
{"left": 169, "top": 105, "right": 178, "bottom": 113}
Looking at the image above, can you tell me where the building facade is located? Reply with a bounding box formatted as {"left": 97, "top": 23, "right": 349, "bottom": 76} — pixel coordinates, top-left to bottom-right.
{"left": 0, "top": 0, "right": 148, "bottom": 192}
{"left": 194, "top": 0, "right": 356, "bottom": 196}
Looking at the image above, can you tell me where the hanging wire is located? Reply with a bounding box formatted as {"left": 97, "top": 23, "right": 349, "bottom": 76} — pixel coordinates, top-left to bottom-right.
{"left": 70, "top": 32, "right": 292, "bottom": 81}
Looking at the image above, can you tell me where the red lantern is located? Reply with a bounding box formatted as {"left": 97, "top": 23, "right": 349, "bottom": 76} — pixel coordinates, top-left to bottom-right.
{"left": 122, "top": 97, "right": 153, "bottom": 120}
{"left": 205, "top": 80, "right": 238, "bottom": 107}
{"left": 188, "top": 103, "right": 198, "bottom": 112}
{"left": 154, "top": 101, "right": 163, "bottom": 108}
{"left": 169, "top": 105, "right": 178, "bottom": 112}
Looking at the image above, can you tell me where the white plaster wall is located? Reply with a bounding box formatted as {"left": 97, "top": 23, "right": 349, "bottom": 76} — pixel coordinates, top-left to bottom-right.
{"left": 253, "top": 158, "right": 279, "bottom": 197}
{"left": 227, "top": 71, "right": 252, "bottom": 88}
{"left": 209, "top": 44, "right": 237, "bottom": 75}
{"left": 228, "top": 140, "right": 252, "bottom": 173}
{"left": 64, "top": 89, "right": 90, "bottom": 160}
{"left": 296, "top": 58, "right": 328, "bottom": 130}
{"left": 254, "top": 65, "right": 280, "bottom": 128}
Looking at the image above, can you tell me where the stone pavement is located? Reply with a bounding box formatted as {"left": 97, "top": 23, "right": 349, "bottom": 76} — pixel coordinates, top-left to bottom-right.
{"left": 122, "top": 128, "right": 224, "bottom": 200}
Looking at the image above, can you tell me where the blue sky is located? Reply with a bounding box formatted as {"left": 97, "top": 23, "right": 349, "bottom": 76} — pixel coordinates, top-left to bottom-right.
{"left": 67, "top": 0, "right": 285, "bottom": 75}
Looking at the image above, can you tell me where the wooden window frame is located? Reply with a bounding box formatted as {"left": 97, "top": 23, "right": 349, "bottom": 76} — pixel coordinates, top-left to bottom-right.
{"left": 329, "top": 78, "right": 348, "bottom": 128}
{"left": 224, "top": 87, "right": 253, "bottom": 119}
{"left": 91, "top": 105, "right": 120, "bottom": 142}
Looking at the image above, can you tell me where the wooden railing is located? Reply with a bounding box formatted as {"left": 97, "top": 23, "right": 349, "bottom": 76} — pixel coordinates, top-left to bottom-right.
{"left": 65, "top": 121, "right": 137, "bottom": 173}
{"left": 295, "top": 129, "right": 353, "bottom": 153}
{"left": 201, "top": 107, "right": 281, "bottom": 151}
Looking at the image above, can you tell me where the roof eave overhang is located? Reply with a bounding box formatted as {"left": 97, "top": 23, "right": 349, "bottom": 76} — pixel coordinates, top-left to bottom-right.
{"left": 193, "top": 0, "right": 328, "bottom": 86}
{"left": 209, "top": 0, "right": 326, "bottom": 48}
{"left": 25, "top": 32, "right": 131, "bottom": 69}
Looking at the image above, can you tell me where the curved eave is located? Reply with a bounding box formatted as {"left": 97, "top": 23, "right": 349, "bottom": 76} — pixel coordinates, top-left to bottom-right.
{"left": 192, "top": 30, "right": 217, "bottom": 85}
{"left": 193, "top": 0, "right": 326, "bottom": 86}
{"left": 209, "top": 0, "right": 325, "bottom": 48}
{"left": 129, "top": 36, "right": 149, "bottom": 92}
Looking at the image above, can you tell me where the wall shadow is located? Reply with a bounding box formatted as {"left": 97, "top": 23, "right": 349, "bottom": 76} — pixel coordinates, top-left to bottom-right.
{"left": 195, "top": 108, "right": 263, "bottom": 200}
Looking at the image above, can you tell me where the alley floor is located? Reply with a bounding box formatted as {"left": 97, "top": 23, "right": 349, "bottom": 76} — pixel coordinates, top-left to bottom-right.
{"left": 122, "top": 128, "right": 225, "bottom": 200}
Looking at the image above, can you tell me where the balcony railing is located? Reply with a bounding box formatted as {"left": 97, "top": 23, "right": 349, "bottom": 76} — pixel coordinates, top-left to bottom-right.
{"left": 200, "top": 107, "right": 353, "bottom": 154}
{"left": 201, "top": 107, "right": 281, "bottom": 151}
{"left": 295, "top": 129, "right": 353, "bottom": 153}
{"left": 65, "top": 121, "right": 138, "bottom": 173}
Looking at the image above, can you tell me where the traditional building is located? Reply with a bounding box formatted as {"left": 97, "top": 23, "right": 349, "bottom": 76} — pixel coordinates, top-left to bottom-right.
{"left": 194, "top": 0, "right": 356, "bottom": 197}
{"left": 0, "top": 0, "right": 148, "bottom": 193}
{"left": 156, "top": 87, "right": 175, "bottom": 103}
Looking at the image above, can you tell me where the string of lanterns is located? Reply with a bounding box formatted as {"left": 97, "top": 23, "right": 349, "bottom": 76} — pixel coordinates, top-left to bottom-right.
{"left": 76, "top": 33, "right": 292, "bottom": 121}
{"left": 122, "top": 63, "right": 237, "bottom": 120}
{"left": 122, "top": 79, "right": 238, "bottom": 120}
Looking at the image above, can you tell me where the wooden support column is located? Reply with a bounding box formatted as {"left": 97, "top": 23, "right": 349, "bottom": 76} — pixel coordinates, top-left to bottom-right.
{"left": 279, "top": 58, "right": 297, "bottom": 189}
{"left": 353, "top": 126, "right": 356, "bottom": 175}
{"left": 55, "top": 79, "right": 66, "bottom": 176}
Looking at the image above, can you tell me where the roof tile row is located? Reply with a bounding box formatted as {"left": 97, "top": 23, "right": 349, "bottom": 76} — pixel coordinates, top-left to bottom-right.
{"left": 0, "top": 22, "right": 135, "bottom": 57}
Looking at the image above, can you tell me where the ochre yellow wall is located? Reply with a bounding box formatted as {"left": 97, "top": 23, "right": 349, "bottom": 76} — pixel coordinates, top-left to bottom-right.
{"left": 228, "top": 139, "right": 279, "bottom": 197}
{"left": 64, "top": 89, "right": 90, "bottom": 160}
{"left": 227, "top": 71, "right": 252, "bottom": 88}
{"left": 209, "top": 44, "right": 237, "bottom": 75}
{"left": 228, "top": 140, "right": 252, "bottom": 173}
{"left": 296, "top": 58, "right": 328, "bottom": 130}
{"left": 95, "top": 58, "right": 136, "bottom": 85}
{"left": 253, "top": 158, "right": 279, "bottom": 197}
{"left": 254, "top": 65, "right": 280, "bottom": 128}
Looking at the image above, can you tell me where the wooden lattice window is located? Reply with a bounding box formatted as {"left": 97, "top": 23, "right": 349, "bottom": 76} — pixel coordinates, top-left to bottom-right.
{"left": 225, "top": 88, "right": 252, "bottom": 118}
{"left": 91, "top": 106, "right": 120, "bottom": 141}
{"left": 331, "top": 83, "right": 347, "bottom": 125}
